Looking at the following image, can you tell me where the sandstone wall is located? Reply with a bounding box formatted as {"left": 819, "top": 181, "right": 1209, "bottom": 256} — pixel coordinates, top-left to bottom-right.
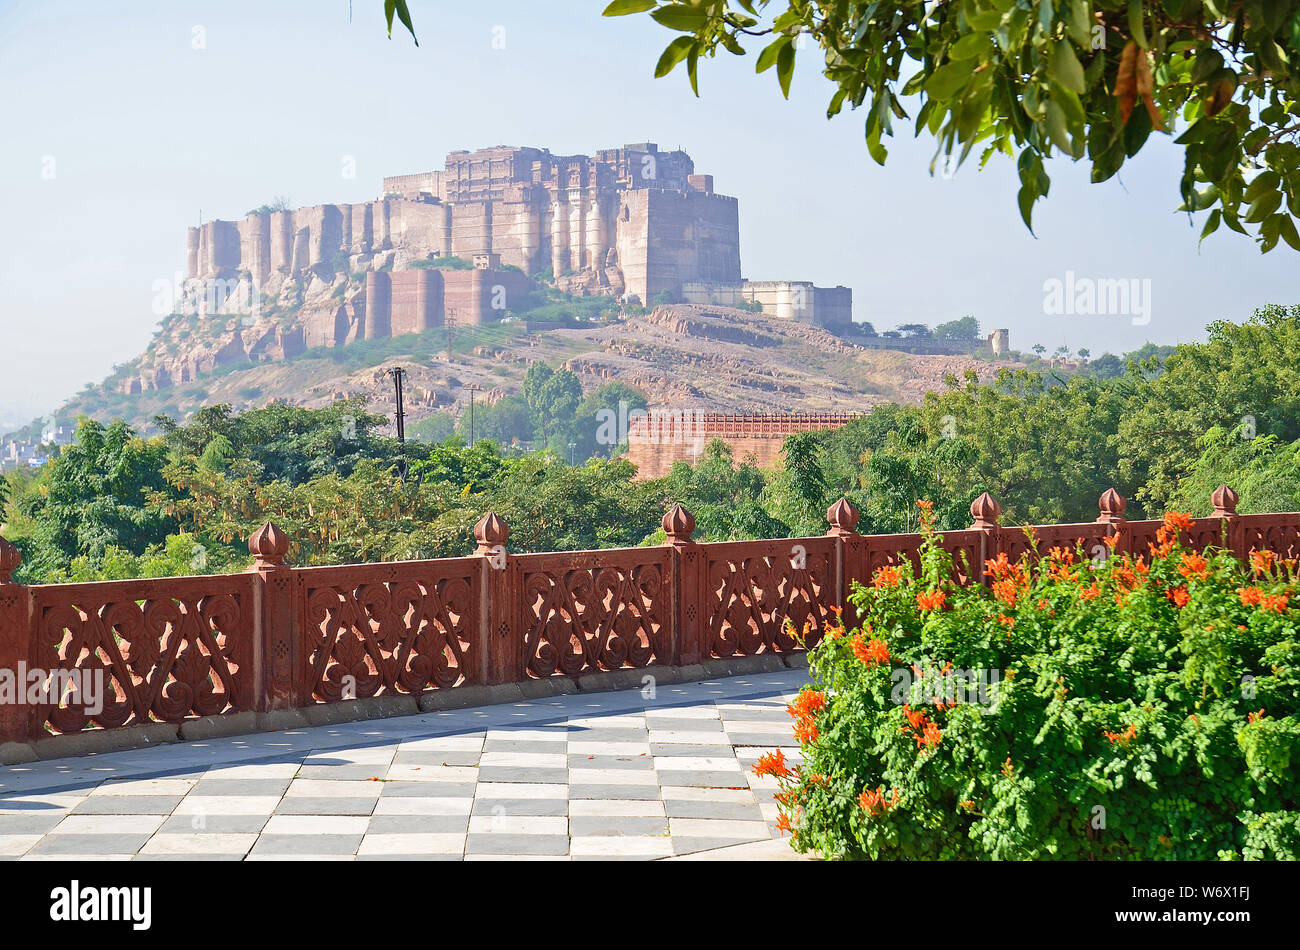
{"left": 625, "top": 411, "right": 864, "bottom": 479}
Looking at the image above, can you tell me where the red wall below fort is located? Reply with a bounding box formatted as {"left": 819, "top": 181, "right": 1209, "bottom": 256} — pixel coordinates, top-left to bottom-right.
{"left": 624, "top": 412, "right": 863, "bottom": 478}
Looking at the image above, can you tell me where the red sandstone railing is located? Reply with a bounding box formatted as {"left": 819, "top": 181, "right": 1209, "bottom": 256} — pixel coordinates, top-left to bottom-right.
{"left": 0, "top": 484, "right": 1295, "bottom": 744}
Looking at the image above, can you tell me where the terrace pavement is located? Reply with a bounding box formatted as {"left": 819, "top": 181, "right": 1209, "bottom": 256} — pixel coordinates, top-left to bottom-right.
{"left": 0, "top": 668, "right": 814, "bottom": 861}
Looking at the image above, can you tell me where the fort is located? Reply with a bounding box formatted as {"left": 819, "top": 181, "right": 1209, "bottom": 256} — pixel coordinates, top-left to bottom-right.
{"left": 171, "top": 144, "right": 854, "bottom": 383}
{"left": 625, "top": 411, "right": 866, "bottom": 478}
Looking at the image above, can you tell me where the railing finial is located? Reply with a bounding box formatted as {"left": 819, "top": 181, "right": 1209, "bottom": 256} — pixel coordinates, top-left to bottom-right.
{"left": 662, "top": 503, "right": 696, "bottom": 545}
{"left": 248, "top": 522, "right": 290, "bottom": 567}
{"left": 0, "top": 535, "right": 21, "bottom": 584}
{"left": 1210, "top": 484, "right": 1239, "bottom": 518}
{"left": 969, "top": 492, "right": 1001, "bottom": 529}
{"left": 474, "top": 512, "right": 509, "bottom": 555}
{"left": 826, "top": 497, "right": 859, "bottom": 536}
{"left": 1097, "top": 488, "right": 1128, "bottom": 524}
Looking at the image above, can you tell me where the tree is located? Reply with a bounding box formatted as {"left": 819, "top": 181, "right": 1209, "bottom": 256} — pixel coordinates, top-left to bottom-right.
{"left": 933, "top": 315, "right": 981, "bottom": 340}
{"left": 896, "top": 322, "right": 932, "bottom": 338}
{"left": 24, "top": 418, "right": 178, "bottom": 577}
{"left": 605, "top": 1, "right": 1300, "bottom": 252}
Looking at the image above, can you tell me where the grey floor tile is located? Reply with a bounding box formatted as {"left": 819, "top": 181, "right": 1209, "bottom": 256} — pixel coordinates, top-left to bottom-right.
{"left": 133, "top": 853, "right": 245, "bottom": 861}
{"left": 470, "top": 798, "right": 568, "bottom": 817}
{"left": 650, "top": 744, "right": 736, "bottom": 758}
{"left": 0, "top": 814, "right": 67, "bottom": 834}
{"left": 655, "top": 770, "right": 747, "bottom": 789}
{"left": 294, "top": 765, "right": 389, "bottom": 781}
{"left": 464, "top": 834, "right": 569, "bottom": 856}
{"left": 70, "top": 796, "right": 184, "bottom": 816}
{"left": 564, "top": 729, "right": 649, "bottom": 743}
{"left": 566, "top": 755, "right": 654, "bottom": 770}
{"left": 476, "top": 767, "right": 567, "bottom": 784}
{"left": 671, "top": 834, "right": 767, "bottom": 855}
{"left": 274, "top": 797, "right": 377, "bottom": 816}
{"left": 355, "top": 854, "right": 462, "bottom": 861}
{"left": 379, "top": 781, "right": 478, "bottom": 798}
{"left": 569, "top": 816, "right": 668, "bottom": 837}
{"left": 248, "top": 834, "right": 362, "bottom": 855}
{"left": 365, "top": 815, "right": 469, "bottom": 834}
{"left": 665, "top": 800, "right": 764, "bottom": 821}
{"left": 27, "top": 834, "right": 153, "bottom": 854}
{"left": 481, "top": 741, "right": 568, "bottom": 755}
{"left": 569, "top": 785, "right": 662, "bottom": 801}
{"left": 188, "top": 779, "right": 291, "bottom": 797}
{"left": 158, "top": 815, "right": 270, "bottom": 834}
{"left": 391, "top": 751, "right": 481, "bottom": 767}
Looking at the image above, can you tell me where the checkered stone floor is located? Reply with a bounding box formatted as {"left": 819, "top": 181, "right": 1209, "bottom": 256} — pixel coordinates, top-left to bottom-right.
{"left": 0, "top": 668, "right": 810, "bottom": 861}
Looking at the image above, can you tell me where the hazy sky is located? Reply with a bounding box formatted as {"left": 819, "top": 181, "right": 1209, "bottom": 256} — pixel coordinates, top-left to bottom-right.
{"left": 1, "top": 0, "right": 1295, "bottom": 427}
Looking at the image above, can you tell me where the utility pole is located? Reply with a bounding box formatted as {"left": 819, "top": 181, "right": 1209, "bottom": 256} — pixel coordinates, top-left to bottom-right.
{"left": 465, "top": 383, "right": 482, "bottom": 445}
{"left": 568, "top": 442, "right": 577, "bottom": 466}
{"left": 390, "top": 366, "right": 407, "bottom": 481}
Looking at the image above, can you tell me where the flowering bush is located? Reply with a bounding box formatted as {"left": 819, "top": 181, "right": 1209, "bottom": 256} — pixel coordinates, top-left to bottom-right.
{"left": 763, "top": 504, "right": 1300, "bottom": 860}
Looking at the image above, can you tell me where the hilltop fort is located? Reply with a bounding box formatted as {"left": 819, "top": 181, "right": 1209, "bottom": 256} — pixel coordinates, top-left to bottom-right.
{"left": 144, "top": 143, "right": 856, "bottom": 396}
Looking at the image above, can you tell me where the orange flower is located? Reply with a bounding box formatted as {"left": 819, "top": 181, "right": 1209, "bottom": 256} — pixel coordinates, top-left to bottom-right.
{"left": 1000, "top": 757, "right": 1014, "bottom": 777}
{"left": 1164, "top": 511, "right": 1194, "bottom": 533}
{"left": 1081, "top": 581, "right": 1100, "bottom": 601}
{"left": 1104, "top": 723, "right": 1138, "bottom": 745}
{"left": 1165, "top": 585, "right": 1190, "bottom": 608}
{"left": 1103, "top": 533, "right": 1120, "bottom": 550}
{"left": 1252, "top": 549, "right": 1277, "bottom": 575}
{"left": 1239, "top": 586, "right": 1266, "bottom": 607}
{"left": 903, "top": 704, "right": 927, "bottom": 731}
{"left": 872, "top": 565, "right": 902, "bottom": 589}
{"left": 793, "top": 718, "right": 819, "bottom": 744}
{"left": 858, "top": 786, "right": 901, "bottom": 817}
{"left": 916, "top": 589, "right": 947, "bottom": 611}
{"left": 996, "top": 613, "right": 1015, "bottom": 627}
{"left": 787, "top": 688, "right": 827, "bottom": 720}
{"left": 752, "top": 750, "right": 791, "bottom": 779}
{"left": 1179, "top": 552, "right": 1209, "bottom": 580}
{"left": 1260, "top": 592, "right": 1290, "bottom": 614}
{"left": 917, "top": 720, "right": 942, "bottom": 749}
{"left": 1247, "top": 709, "right": 1265, "bottom": 723}
{"left": 851, "top": 634, "right": 891, "bottom": 668}
{"left": 774, "top": 812, "right": 792, "bottom": 835}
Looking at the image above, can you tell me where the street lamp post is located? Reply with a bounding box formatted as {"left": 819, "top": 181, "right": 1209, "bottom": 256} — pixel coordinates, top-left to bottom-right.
{"left": 465, "top": 383, "right": 482, "bottom": 445}
{"left": 568, "top": 442, "right": 577, "bottom": 466}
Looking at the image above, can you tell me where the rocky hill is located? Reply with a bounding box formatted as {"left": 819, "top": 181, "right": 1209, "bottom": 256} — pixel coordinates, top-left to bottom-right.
{"left": 49, "top": 302, "right": 1018, "bottom": 437}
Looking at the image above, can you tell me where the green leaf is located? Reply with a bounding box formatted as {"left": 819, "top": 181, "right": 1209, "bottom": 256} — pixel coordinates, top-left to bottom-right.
{"left": 602, "top": 0, "right": 657, "bottom": 15}
{"left": 650, "top": 5, "right": 709, "bottom": 32}
{"left": 1051, "top": 41, "right": 1086, "bottom": 94}
{"left": 866, "top": 122, "right": 888, "bottom": 165}
{"left": 756, "top": 36, "right": 790, "bottom": 74}
{"left": 949, "top": 32, "right": 989, "bottom": 61}
{"left": 1045, "top": 101, "right": 1074, "bottom": 154}
{"left": 927, "top": 62, "right": 970, "bottom": 99}
{"left": 655, "top": 36, "right": 695, "bottom": 78}
{"left": 1066, "top": 1, "right": 1093, "bottom": 47}
{"left": 776, "top": 42, "right": 796, "bottom": 98}
{"left": 1127, "top": 0, "right": 1148, "bottom": 49}
{"left": 1198, "top": 209, "right": 1221, "bottom": 246}
{"left": 1278, "top": 215, "right": 1300, "bottom": 252}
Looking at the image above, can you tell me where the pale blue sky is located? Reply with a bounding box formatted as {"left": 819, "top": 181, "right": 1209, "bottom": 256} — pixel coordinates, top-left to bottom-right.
{"left": 1, "top": 0, "right": 1294, "bottom": 427}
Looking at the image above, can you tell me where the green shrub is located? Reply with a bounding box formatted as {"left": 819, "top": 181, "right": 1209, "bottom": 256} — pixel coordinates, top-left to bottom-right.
{"left": 764, "top": 505, "right": 1300, "bottom": 859}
